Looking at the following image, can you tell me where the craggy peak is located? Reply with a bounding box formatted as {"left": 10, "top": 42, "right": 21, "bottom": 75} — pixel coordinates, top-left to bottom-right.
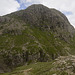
{"left": 0, "top": 4, "right": 75, "bottom": 75}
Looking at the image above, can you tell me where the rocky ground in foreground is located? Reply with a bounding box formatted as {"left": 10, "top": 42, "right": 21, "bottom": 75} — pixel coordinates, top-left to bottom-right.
{"left": 1, "top": 55, "right": 75, "bottom": 75}
{"left": 53, "top": 55, "right": 75, "bottom": 75}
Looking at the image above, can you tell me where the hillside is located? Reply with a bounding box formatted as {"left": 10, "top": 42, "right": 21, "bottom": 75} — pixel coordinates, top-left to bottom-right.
{"left": 0, "top": 4, "right": 75, "bottom": 74}
{"left": 1, "top": 55, "right": 75, "bottom": 75}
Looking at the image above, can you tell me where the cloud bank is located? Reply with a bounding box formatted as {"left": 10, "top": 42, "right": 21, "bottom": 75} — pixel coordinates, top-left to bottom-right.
{"left": 0, "top": 0, "right": 20, "bottom": 16}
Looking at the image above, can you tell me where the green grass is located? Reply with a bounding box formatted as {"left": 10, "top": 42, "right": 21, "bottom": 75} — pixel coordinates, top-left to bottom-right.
{"left": 0, "top": 24, "right": 75, "bottom": 73}
{"left": 1, "top": 62, "right": 69, "bottom": 75}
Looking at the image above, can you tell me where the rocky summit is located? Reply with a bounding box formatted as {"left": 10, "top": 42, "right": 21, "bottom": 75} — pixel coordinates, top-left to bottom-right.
{"left": 0, "top": 4, "right": 75, "bottom": 75}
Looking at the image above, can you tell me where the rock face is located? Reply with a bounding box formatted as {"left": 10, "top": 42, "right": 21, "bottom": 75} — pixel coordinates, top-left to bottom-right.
{"left": 53, "top": 55, "right": 75, "bottom": 75}
{"left": 5, "top": 4, "right": 75, "bottom": 41}
{"left": 0, "top": 4, "right": 75, "bottom": 73}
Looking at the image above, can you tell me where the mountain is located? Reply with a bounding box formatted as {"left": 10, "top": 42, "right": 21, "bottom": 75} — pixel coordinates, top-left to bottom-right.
{"left": 0, "top": 4, "right": 75, "bottom": 74}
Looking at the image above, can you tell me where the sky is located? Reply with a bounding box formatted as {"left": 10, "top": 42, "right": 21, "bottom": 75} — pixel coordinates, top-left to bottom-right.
{"left": 0, "top": 0, "right": 75, "bottom": 27}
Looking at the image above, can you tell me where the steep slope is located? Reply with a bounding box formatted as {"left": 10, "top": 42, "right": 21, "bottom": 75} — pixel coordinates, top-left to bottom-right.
{"left": 8, "top": 4, "right": 75, "bottom": 42}
{"left": 0, "top": 4, "right": 75, "bottom": 73}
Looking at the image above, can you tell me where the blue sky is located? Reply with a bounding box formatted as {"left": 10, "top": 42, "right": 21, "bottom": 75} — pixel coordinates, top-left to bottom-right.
{"left": 62, "top": 11, "right": 73, "bottom": 16}
{"left": 0, "top": 0, "right": 75, "bottom": 27}
{"left": 16, "top": 0, "right": 26, "bottom": 10}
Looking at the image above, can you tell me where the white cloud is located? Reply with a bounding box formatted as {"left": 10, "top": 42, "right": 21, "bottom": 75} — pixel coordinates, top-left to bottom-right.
{"left": 0, "top": 0, "right": 20, "bottom": 16}
{"left": 19, "top": 0, "right": 75, "bottom": 27}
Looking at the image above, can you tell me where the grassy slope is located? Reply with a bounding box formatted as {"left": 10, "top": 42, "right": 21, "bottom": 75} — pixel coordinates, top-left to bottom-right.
{"left": 2, "top": 55, "right": 75, "bottom": 75}
{"left": 1, "top": 62, "right": 68, "bottom": 75}
{"left": 0, "top": 24, "right": 69, "bottom": 59}
{"left": 0, "top": 23, "right": 75, "bottom": 74}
